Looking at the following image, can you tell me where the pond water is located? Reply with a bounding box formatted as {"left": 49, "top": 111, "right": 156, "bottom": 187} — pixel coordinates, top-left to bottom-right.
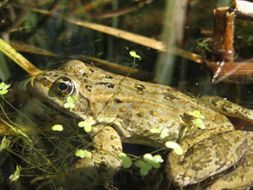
{"left": 1, "top": 0, "right": 253, "bottom": 189}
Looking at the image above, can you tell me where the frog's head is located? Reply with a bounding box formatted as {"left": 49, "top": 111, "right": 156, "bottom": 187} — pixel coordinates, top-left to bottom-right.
{"left": 28, "top": 60, "right": 91, "bottom": 120}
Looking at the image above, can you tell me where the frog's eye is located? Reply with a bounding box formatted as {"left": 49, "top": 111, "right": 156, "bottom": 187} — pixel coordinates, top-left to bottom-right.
{"left": 52, "top": 77, "right": 75, "bottom": 97}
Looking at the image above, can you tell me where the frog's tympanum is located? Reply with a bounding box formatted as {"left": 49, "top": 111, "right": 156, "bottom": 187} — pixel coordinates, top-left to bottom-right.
{"left": 28, "top": 60, "right": 253, "bottom": 189}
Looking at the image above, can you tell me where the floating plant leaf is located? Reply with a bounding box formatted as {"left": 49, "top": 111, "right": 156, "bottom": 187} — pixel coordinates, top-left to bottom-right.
{"left": 0, "top": 136, "right": 10, "bottom": 150}
{"left": 187, "top": 110, "right": 204, "bottom": 119}
{"left": 187, "top": 110, "right": 205, "bottom": 129}
{"left": 9, "top": 165, "right": 21, "bottom": 181}
{"left": 193, "top": 118, "right": 205, "bottom": 129}
{"left": 149, "top": 126, "right": 162, "bottom": 134}
{"left": 64, "top": 96, "right": 76, "bottom": 109}
{"left": 134, "top": 153, "right": 163, "bottom": 176}
{"left": 153, "top": 155, "right": 164, "bottom": 164}
{"left": 160, "top": 128, "right": 169, "bottom": 139}
{"left": 0, "top": 82, "right": 11, "bottom": 95}
{"left": 118, "top": 152, "right": 132, "bottom": 168}
{"left": 143, "top": 153, "right": 163, "bottom": 168}
{"left": 78, "top": 117, "right": 96, "bottom": 133}
{"left": 129, "top": 51, "right": 141, "bottom": 60}
{"left": 75, "top": 149, "right": 92, "bottom": 159}
{"left": 51, "top": 124, "right": 64, "bottom": 131}
{"left": 165, "top": 141, "right": 183, "bottom": 155}
{"left": 135, "top": 160, "right": 152, "bottom": 176}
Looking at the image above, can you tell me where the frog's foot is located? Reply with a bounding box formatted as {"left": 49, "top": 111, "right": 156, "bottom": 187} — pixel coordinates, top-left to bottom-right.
{"left": 200, "top": 96, "right": 253, "bottom": 124}
{"left": 40, "top": 125, "right": 122, "bottom": 190}
{"left": 206, "top": 152, "right": 253, "bottom": 190}
{"left": 167, "top": 130, "right": 248, "bottom": 187}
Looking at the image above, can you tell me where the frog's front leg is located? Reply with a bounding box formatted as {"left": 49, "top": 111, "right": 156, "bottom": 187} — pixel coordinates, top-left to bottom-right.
{"left": 52, "top": 125, "right": 122, "bottom": 190}
{"left": 200, "top": 96, "right": 253, "bottom": 123}
{"left": 167, "top": 130, "right": 248, "bottom": 187}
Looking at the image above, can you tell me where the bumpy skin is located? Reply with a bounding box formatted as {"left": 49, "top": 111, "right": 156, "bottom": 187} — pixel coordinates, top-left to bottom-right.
{"left": 206, "top": 152, "right": 253, "bottom": 190}
{"left": 55, "top": 126, "right": 122, "bottom": 190}
{"left": 29, "top": 60, "right": 253, "bottom": 189}
{"left": 30, "top": 60, "right": 234, "bottom": 145}
{"left": 168, "top": 131, "right": 248, "bottom": 185}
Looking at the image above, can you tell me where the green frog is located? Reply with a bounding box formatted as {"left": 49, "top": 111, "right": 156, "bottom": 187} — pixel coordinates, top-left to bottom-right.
{"left": 28, "top": 60, "right": 253, "bottom": 189}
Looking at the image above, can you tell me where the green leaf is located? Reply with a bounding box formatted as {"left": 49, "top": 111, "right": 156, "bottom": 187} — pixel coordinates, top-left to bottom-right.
{"left": 118, "top": 152, "right": 132, "bottom": 168}
{"left": 143, "top": 153, "right": 153, "bottom": 162}
{"left": 129, "top": 51, "right": 141, "bottom": 60}
{"left": 143, "top": 153, "right": 163, "bottom": 169}
{"left": 143, "top": 154, "right": 158, "bottom": 168}
{"left": 165, "top": 141, "right": 183, "bottom": 155}
{"left": 2, "top": 83, "right": 11, "bottom": 90}
{"left": 135, "top": 159, "right": 146, "bottom": 168}
{"left": 187, "top": 110, "right": 204, "bottom": 119}
{"left": 78, "top": 118, "right": 96, "bottom": 133}
{"left": 51, "top": 124, "right": 64, "bottom": 131}
{"left": 78, "top": 121, "right": 86, "bottom": 128}
{"left": 0, "top": 82, "right": 4, "bottom": 89}
{"left": 140, "top": 166, "right": 151, "bottom": 176}
{"left": 135, "top": 159, "right": 152, "bottom": 176}
{"left": 64, "top": 96, "right": 76, "bottom": 109}
{"left": 0, "top": 82, "right": 11, "bottom": 95}
{"left": 9, "top": 165, "right": 21, "bottom": 181}
{"left": 153, "top": 155, "right": 164, "bottom": 163}
{"left": 149, "top": 126, "right": 162, "bottom": 134}
{"left": 160, "top": 128, "right": 169, "bottom": 139}
{"left": 84, "top": 125, "right": 92, "bottom": 133}
{"left": 136, "top": 160, "right": 152, "bottom": 169}
{"left": 0, "top": 136, "right": 10, "bottom": 151}
{"left": 67, "top": 96, "right": 74, "bottom": 103}
{"left": 135, "top": 160, "right": 152, "bottom": 176}
{"left": 75, "top": 149, "right": 92, "bottom": 159}
{"left": 78, "top": 120, "right": 93, "bottom": 133}
{"left": 192, "top": 118, "right": 205, "bottom": 129}
{"left": 64, "top": 102, "right": 75, "bottom": 109}
{"left": 150, "top": 127, "right": 169, "bottom": 139}
{"left": 0, "top": 90, "right": 8, "bottom": 95}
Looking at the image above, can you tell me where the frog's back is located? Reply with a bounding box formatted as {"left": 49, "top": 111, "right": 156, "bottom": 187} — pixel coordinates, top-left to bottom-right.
{"left": 59, "top": 61, "right": 233, "bottom": 144}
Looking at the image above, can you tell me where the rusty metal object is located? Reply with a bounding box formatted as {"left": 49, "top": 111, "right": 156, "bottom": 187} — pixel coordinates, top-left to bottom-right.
{"left": 213, "top": 7, "right": 235, "bottom": 62}
{"left": 208, "top": 1, "right": 253, "bottom": 83}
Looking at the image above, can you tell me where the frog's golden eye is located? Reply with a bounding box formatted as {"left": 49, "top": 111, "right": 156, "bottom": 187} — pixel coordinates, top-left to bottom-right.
{"left": 52, "top": 77, "right": 75, "bottom": 97}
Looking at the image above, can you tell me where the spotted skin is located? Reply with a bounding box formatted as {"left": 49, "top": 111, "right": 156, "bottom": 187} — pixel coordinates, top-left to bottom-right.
{"left": 28, "top": 60, "right": 253, "bottom": 189}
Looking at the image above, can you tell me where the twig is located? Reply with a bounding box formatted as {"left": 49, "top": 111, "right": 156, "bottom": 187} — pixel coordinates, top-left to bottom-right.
{"left": 91, "top": 0, "right": 154, "bottom": 19}
{"left": 0, "top": 38, "right": 42, "bottom": 76}
{"left": 14, "top": 5, "right": 203, "bottom": 64}
{"left": 12, "top": 3, "right": 253, "bottom": 83}
{"left": 67, "top": 18, "right": 203, "bottom": 64}
{"left": 213, "top": 7, "right": 235, "bottom": 62}
{"left": 10, "top": 41, "right": 57, "bottom": 57}
{"left": 81, "top": 56, "right": 153, "bottom": 80}
{"left": 73, "top": 0, "right": 112, "bottom": 14}
{"left": 206, "top": 61, "right": 253, "bottom": 83}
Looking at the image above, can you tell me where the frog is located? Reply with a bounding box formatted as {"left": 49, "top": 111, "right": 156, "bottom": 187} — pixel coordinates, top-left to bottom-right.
{"left": 27, "top": 60, "right": 253, "bottom": 189}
